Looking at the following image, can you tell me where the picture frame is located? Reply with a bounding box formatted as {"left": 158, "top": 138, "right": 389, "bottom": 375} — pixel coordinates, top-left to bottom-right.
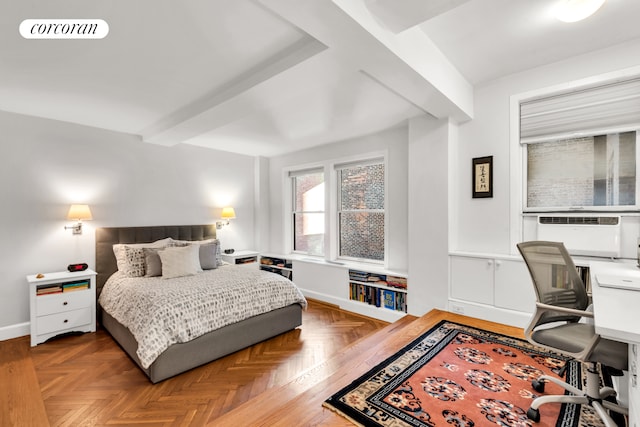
{"left": 472, "top": 156, "right": 493, "bottom": 198}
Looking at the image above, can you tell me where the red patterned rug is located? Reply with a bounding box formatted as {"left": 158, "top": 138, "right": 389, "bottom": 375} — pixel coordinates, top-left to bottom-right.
{"left": 324, "top": 320, "right": 612, "bottom": 427}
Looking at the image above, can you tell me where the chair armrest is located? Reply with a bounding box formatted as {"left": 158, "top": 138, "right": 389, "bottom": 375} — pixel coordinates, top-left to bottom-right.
{"left": 525, "top": 302, "right": 601, "bottom": 361}
{"left": 535, "top": 302, "right": 594, "bottom": 319}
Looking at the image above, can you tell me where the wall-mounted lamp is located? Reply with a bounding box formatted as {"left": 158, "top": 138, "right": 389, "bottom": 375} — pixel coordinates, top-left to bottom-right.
{"left": 64, "top": 204, "right": 93, "bottom": 235}
{"left": 216, "top": 207, "right": 236, "bottom": 229}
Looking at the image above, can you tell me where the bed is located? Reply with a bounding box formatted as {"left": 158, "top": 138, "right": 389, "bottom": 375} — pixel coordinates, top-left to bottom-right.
{"left": 95, "top": 224, "right": 306, "bottom": 383}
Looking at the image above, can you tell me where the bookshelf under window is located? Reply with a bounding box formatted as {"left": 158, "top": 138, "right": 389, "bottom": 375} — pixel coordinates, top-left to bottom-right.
{"left": 348, "top": 269, "right": 407, "bottom": 313}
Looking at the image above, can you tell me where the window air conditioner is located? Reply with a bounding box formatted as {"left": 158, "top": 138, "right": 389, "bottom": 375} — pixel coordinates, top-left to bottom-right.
{"left": 536, "top": 215, "right": 621, "bottom": 258}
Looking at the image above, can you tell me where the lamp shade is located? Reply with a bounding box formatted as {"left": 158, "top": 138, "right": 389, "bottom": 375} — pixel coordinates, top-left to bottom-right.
{"left": 67, "top": 204, "right": 93, "bottom": 221}
{"left": 221, "top": 207, "right": 236, "bottom": 220}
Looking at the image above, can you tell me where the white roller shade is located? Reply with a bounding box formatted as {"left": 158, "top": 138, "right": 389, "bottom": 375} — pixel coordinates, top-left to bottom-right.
{"left": 288, "top": 167, "right": 323, "bottom": 178}
{"left": 334, "top": 157, "right": 384, "bottom": 170}
{"left": 520, "top": 77, "right": 640, "bottom": 144}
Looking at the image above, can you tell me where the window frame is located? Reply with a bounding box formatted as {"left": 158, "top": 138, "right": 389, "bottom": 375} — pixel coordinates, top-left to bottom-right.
{"left": 522, "top": 130, "right": 639, "bottom": 213}
{"left": 335, "top": 158, "right": 386, "bottom": 264}
{"left": 508, "top": 67, "right": 640, "bottom": 254}
{"left": 284, "top": 151, "right": 388, "bottom": 266}
{"left": 289, "top": 167, "right": 326, "bottom": 257}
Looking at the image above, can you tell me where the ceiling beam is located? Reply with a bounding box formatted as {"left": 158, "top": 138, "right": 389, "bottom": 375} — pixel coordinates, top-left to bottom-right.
{"left": 141, "top": 36, "right": 327, "bottom": 145}
{"left": 259, "top": 0, "right": 473, "bottom": 123}
{"left": 365, "top": 0, "right": 470, "bottom": 33}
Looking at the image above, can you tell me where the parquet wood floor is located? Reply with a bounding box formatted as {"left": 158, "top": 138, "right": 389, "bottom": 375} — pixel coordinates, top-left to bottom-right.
{"left": 1, "top": 299, "right": 524, "bottom": 426}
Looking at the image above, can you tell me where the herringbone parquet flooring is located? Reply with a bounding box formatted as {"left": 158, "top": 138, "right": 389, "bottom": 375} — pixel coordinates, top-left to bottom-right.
{"left": 3, "top": 299, "right": 525, "bottom": 426}
{"left": 23, "top": 299, "right": 389, "bottom": 426}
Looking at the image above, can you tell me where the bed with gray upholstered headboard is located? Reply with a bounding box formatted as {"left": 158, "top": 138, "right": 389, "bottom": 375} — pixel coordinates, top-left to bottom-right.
{"left": 95, "top": 224, "right": 305, "bottom": 383}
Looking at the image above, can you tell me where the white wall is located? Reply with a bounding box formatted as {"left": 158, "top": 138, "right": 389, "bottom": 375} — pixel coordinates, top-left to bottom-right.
{"left": 266, "top": 125, "right": 409, "bottom": 272}
{"left": 407, "top": 116, "right": 452, "bottom": 315}
{"left": 0, "top": 111, "right": 256, "bottom": 337}
{"left": 453, "top": 39, "right": 640, "bottom": 256}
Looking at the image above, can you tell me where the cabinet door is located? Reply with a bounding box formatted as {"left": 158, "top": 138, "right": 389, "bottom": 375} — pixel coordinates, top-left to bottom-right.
{"left": 450, "top": 257, "right": 494, "bottom": 305}
{"left": 493, "top": 259, "right": 536, "bottom": 313}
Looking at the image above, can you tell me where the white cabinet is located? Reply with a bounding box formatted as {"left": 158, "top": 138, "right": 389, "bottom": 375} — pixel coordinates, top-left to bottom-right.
{"left": 449, "top": 254, "right": 535, "bottom": 325}
{"left": 27, "top": 269, "right": 96, "bottom": 346}
{"left": 494, "top": 259, "right": 536, "bottom": 313}
{"left": 450, "top": 256, "right": 494, "bottom": 305}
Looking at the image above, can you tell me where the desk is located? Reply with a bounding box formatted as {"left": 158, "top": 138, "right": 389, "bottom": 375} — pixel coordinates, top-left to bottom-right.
{"left": 590, "top": 261, "right": 640, "bottom": 427}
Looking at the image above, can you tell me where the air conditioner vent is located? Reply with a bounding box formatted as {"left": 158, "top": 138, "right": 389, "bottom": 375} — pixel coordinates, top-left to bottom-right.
{"left": 536, "top": 215, "right": 621, "bottom": 257}
{"left": 539, "top": 216, "right": 619, "bottom": 225}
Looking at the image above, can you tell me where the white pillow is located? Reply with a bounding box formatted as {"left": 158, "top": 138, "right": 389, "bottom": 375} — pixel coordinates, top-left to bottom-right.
{"left": 113, "top": 238, "right": 172, "bottom": 272}
{"left": 158, "top": 245, "right": 201, "bottom": 279}
{"left": 171, "top": 238, "right": 222, "bottom": 267}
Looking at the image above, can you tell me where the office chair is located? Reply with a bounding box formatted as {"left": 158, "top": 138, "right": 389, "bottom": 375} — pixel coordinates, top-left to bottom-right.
{"left": 517, "top": 241, "right": 628, "bottom": 427}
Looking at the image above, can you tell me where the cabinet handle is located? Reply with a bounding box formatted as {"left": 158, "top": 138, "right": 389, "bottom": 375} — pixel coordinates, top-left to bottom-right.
{"left": 63, "top": 301, "right": 68, "bottom": 306}
{"left": 487, "top": 260, "right": 493, "bottom": 266}
{"left": 63, "top": 319, "right": 69, "bottom": 323}
{"left": 495, "top": 260, "right": 502, "bottom": 267}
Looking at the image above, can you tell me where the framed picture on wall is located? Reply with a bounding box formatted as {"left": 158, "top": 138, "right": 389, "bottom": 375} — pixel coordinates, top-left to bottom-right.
{"left": 472, "top": 156, "right": 493, "bottom": 198}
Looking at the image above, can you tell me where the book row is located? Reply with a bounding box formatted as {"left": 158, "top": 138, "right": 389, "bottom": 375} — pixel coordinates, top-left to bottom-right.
{"left": 36, "top": 280, "right": 90, "bottom": 296}
{"left": 349, "top": 282, "right": 407, "bottom": 312}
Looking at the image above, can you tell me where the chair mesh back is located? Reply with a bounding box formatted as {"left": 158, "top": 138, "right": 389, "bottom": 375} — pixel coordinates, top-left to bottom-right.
{"left": 517, "top": 241, "right": 590, "bottom": 325}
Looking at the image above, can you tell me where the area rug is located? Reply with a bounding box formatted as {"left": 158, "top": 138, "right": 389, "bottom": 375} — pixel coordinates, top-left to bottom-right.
{"left": 324, "top": 320, "right": 609, "bottom": 427}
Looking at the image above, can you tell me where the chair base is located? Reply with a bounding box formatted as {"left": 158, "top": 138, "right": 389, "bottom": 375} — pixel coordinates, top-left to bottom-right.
{"left": 527, "top": 363, "right": 628, "bottom": 427}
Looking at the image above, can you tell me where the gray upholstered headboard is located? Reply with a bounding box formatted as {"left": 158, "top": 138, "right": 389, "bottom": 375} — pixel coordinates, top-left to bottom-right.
{"left": 95, "top": 224, "right": 217, "bottom": 294}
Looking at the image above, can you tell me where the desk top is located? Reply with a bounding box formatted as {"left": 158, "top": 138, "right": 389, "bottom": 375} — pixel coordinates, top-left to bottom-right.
{"left": 590, "top": 260, "right": 640, "bottom": 344}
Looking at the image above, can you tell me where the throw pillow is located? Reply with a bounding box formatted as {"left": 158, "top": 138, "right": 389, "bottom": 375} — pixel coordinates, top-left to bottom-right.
{"left": 199, "top": 242, "right": 219, "bottom": 270}
{"left": 143, "top": 247, "right": 163, "bottom": 277}
{"left": 113, "top": 238, "right": 172, "bottom": 272}
{"left": 158, "top": 245, "right": 201, "bottom": 279}
{"left": 122, "top": 247, "right": 145, "bottom": 277}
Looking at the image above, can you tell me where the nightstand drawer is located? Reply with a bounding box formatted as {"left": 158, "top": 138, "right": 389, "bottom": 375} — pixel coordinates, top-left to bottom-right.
{"left": 36, "top": 307, "right": 92, "bottom": 335}
{"left": 36, "top": 290, "right": 92, "bottom": 316}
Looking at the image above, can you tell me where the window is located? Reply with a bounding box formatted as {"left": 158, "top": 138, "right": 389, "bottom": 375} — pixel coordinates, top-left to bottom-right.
{"left": 520, "top": 76, "right": 640, "bottom": 211}
{"left": 337, "top": 160, "right": 385, "bottom": 262}
{"left": 527, "top": 132, "right": 636, "bottom": 209}
{"left": 291, "top": 169, "right": 324, "bottom": 256}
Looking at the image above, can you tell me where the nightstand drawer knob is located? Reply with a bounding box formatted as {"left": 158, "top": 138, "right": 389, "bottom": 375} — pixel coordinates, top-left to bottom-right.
{"left": 64, "top": 319, "right": 69, "bottom": 323}
{"left": 63, "top": 301, "right": 68, "bottom": 306}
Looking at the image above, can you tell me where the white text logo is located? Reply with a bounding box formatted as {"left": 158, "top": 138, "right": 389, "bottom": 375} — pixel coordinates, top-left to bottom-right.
{"left": 20, "top": 19, "right": 109, "bottom": 39}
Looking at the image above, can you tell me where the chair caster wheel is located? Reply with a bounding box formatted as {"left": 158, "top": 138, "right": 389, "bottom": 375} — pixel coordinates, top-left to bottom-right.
{"left": 532, "top": 379, "right": 545, "bottom": 393}
{"left": 527, "top": 408, "right": 540, "bottom": 422}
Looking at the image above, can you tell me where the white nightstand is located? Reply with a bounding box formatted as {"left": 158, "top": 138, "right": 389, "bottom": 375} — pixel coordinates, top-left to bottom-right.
{"left": 26, "top": 269, "right": 97, "bottom": 346}
{"left": 221, "top": 250, "right": 259, "bottom": 269}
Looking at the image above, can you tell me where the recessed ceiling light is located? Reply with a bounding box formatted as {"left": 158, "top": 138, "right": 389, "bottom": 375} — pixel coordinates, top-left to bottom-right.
{"left": 554, "top": 0, "right": 606, "bottom": 23}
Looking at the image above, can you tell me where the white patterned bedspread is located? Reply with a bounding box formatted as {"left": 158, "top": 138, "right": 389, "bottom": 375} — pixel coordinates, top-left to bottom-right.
{"left": 98, "top": 265, "right": 307, "bottom": 368}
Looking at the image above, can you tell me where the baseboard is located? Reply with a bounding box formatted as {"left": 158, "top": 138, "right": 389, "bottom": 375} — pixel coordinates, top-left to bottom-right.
{"left": 0, "top": 322, "right": 29, "bottom": 341}
{"left": 300, "top": 289, "right": 406, "bottom": 323}
{"left": 447, "top": 299, "right": 531, "bottom": 329}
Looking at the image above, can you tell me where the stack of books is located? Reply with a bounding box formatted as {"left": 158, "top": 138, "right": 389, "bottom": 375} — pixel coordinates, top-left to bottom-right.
{"left": 348, "top": 270, "right": 387, "bottom": 285}
{"left": 36, "top": 285, "right": 63, "bottom": 296}
{"left": 386, "top": 275, "right": 407, "bottom": 289}
{"left": 62, "top": 280, "right": 90, "bottom": 292}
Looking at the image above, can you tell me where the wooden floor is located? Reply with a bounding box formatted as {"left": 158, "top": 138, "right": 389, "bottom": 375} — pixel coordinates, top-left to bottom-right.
{"left": 1, "top": 299, "right": 524, "bottom": 427}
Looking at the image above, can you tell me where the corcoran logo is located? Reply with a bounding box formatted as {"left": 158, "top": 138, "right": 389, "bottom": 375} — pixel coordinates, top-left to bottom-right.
{"left": 19, "top": 19, "right": 109, "bottom": 39}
